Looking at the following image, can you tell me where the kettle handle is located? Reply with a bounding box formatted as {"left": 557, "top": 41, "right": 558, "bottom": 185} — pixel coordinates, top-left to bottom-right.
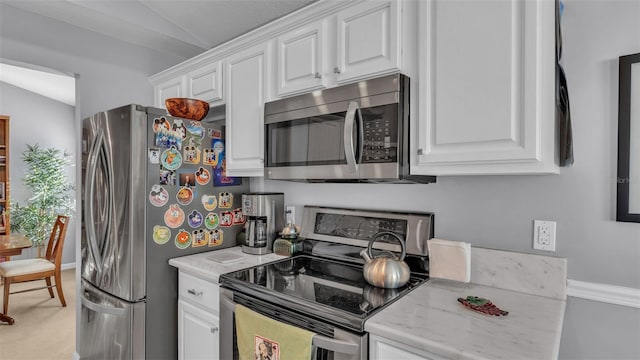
{"left": 367, "top": 231, "right": 406, "bottom": 261}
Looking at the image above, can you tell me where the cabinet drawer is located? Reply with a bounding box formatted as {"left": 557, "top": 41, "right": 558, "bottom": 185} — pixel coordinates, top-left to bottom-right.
{"left": 178, "top": 271, "right": 219, "bottom": 313}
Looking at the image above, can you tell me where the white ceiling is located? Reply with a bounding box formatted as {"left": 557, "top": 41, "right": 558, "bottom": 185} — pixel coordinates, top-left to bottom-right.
{"left": 0, "top": 63, "right": 76, "bottom": 106}
{"left": 0, "top": 0, "right": 316, "bottom": 106}
{"left": 2, "top": 0, "right": 317, "bottom": 59}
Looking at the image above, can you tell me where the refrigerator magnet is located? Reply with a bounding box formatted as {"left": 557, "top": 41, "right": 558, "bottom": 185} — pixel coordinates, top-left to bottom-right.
{"left": 204, "top": 212, "right": 219, "bottom": 229}
{"left": 152, "top": 225, "right": 171, "bottom": 245}
{"left": 183, "top": 145, "right": 201, "bottom": 164}
{"left": 172, "top": 119, "right": 187, "bottom": 140}
{"left": 195, "top": 167, "right": 210, "bottom": 185}
{"left": 192, "top": 229, "right": 207, "bottom": 247}
{"left": 176, "top": 186, "right": 194, "bottom": 206}
{"left": 185, "top": 121, "right": 205, "bottom": 139}
{"left": 232, "top": 208, "right": 246, "bottom": 225}
{"left": 149, "top": 184, "right": 169, "bottom": 207}
{"left": 201, "top": 194, "right": 217, "bottom": 211}
{"left": 148, "top": 148, "right": 160, "bottom": 164}
{"left": 207, "top": 128, "right": 222, "bottom": 139}
{"left": 220, "top": 211, "right": 233, "bottom": 227}
{"left": 178, "top": 171, "right": 196, "bottom": 188}
{"left": 164, "top": 204, "right": 185, "bottom": 228}
{"left": 160, "top": 167, "right": 177, "bottom": 186}
{"left": 218, "top": 192, "right": 233, "bottom": 208}
{"left": 152, "top": 116, "right": 171, "bottom": 133}
{"left": 160, "top": 146, "right": 182, "bottom": 170}
{"left": 187, "top": 210, "right": 204, "bottom": 228}
{"left": 208, "top": 229, "right": 223, "bottom": 247}
{"left": 175, "top": 229, "right": 192, "bottom": 249}
{"left": 155, "top": 128, "right": 182, "bottom": 150}
{"left": 202, "top": 149, "right": 218, "bottom": 166}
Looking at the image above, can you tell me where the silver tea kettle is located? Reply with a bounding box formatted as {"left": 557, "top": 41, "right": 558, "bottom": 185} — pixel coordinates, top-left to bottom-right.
{"left": 360, "top": 231, "right": 410, "bottom": 289}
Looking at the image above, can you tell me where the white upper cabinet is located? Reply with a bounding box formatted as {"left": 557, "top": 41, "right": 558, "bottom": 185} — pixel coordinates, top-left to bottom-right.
{"left": 275, "top": 0, "right": 403, "bottom": 98}
{"left": 335, "top": 0, "right": 401, "bottom": 84}
{"left": 186, "top": 60, "right": 224, "bottom": 105}
{"left": 225, "top": 42, "right": 271, "bottom": 177}
{"left": 152, "top": 60, "right": 223, "bottom": 107}
{"left": 155, "top": 77, "right": 185, "bottom": 108}
{"left": 412, "top": 0, "right": 558, "bottom": 175}
{"left": 276, "top": 20, "right": 326, "bottom": 97}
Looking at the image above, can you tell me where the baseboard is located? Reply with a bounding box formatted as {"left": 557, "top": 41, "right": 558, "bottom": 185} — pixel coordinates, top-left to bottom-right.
{"left": 567, "top": 279, "right": 640, "bottom": 309}
{"left": 61, "top": 262, "right": 76, "bottom": 271}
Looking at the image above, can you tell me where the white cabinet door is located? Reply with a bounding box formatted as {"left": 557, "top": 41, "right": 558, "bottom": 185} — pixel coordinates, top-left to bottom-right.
{"left": 370, "top": 335, "right": 447, "bottom": 360}
{"left": 155, "top": 77, "right": 185, "bottom": 108}
{"left": 187, "top": 61, "right": 223, "bottom": 105}
{"left": 413, "top": 0, "right": 557, "bottom": 175}
{"left": 178, "top": 299, "right": 220, "bottom": 360}
{"left": 276, "top": 20, "right": 326, "bottom": 96}
{"left": 335, "top": 0, "right": 401, "bottom": 84}
{"left": 225, "top": 42, "right": 271, "bottom": 177}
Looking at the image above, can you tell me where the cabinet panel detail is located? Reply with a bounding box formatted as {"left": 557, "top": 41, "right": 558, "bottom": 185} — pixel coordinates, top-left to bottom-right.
{"left": 277, "top": 21, "right": 325, "bottom": 96}
{"left": 187, "top": 61, "right": 223, "bottom": 104}
{"left": 336, "top": 1, "right": 401, "bottom": 83}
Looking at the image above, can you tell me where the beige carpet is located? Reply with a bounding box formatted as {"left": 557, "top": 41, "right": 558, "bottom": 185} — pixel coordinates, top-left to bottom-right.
{"left": 0, "top": 269, "right": 76, "bottom": 360}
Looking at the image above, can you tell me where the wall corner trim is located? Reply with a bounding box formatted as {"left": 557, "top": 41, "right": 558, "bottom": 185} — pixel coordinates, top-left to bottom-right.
{"left": 567, "top": 279, "right": 640, "bottom": 309}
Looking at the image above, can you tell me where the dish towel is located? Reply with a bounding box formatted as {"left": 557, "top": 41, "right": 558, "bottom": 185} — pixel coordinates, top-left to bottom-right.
{"left": 236, "top": 304, "right": 315, "bottom": 360}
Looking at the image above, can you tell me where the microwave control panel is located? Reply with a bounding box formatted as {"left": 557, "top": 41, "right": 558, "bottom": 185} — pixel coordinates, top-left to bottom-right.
{"left": 362, "top": 117, "right": 398, "bottom": 163}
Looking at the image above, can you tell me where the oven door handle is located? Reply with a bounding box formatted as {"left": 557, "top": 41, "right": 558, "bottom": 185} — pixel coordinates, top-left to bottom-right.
{"left": 312, "top": 334, "right": 359, "bottom": 355}
{"left": 220, "top": 293, "right": 359, "bottom": 356}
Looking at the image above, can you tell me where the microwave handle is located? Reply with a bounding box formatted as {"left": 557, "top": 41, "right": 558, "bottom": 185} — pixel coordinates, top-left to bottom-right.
{"left": 344, "top": 101, "right": 362, "bottom": 173}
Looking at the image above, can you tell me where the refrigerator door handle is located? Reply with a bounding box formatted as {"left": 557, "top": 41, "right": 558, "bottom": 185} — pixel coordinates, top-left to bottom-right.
{"left": 81, "top": 293, "right": 127, "bottom": 316}
{"left": 84, "top": 129, "right": 104, "bottom": 276}
{"left": 97, "top": 132, "right": 115, "bottom": 268}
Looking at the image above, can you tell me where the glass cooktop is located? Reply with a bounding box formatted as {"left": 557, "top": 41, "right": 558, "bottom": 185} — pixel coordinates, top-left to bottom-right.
{"left": 220, "top": 255, "right": 427, "bottom": 329}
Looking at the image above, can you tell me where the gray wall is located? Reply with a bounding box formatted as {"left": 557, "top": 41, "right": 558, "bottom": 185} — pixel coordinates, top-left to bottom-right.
{"left": 255, "top": 0, "right": 640, "bottom": 358}
{"left": 0, "top": 82, "right": 76, "bottom": 264}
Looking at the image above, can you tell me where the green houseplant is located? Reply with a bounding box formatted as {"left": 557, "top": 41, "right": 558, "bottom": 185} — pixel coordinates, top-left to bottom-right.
{"left": 10, "top": 144, "right": 75, "bottom": 256}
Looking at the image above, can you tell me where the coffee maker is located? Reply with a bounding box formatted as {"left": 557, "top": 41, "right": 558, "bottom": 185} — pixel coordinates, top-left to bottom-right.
{"left": 241, "top": 193, "right": 284, "bottom": 254}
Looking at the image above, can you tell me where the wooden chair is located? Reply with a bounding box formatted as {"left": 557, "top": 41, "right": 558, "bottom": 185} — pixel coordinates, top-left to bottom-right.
{"left": 0, "top": 215, "right": 70, "bottom": 314}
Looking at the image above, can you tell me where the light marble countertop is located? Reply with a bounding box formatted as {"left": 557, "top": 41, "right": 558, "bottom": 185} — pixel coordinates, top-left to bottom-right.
{"left": 168, "top": 246, "right": 286, "bottom": 283}
{"left": 366, "top": 279, "right": 566, "bottom": 360}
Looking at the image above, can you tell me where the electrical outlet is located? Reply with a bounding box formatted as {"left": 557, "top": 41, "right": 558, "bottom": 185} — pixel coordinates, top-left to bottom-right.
{"left": 533, "top": 220, "right": 556, "bottom": 251}
{"left": 285, "top": 206, "right": 296, "bottom": 224}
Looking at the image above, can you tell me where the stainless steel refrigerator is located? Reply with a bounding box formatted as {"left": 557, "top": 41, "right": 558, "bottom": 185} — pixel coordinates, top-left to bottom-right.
{"left": 79, "top": 104, "right": 248, "bottom": 359}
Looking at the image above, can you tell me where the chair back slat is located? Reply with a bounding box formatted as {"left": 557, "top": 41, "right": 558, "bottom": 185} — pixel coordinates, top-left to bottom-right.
{"left": 45, "top": 215, "right": 69, "bottom": 265}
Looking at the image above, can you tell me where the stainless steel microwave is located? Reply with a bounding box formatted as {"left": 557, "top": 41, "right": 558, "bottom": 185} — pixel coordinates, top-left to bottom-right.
{"left": 264, "top": 74, "right": 436, "bottom": 183}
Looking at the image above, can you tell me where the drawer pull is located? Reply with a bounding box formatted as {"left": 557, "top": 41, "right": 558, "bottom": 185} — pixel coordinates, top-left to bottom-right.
{"left": 187, "top": 289, "right": 203, "bottom": 297}
{"left": 210, "top": 326, "right": 218, "bottom": 334}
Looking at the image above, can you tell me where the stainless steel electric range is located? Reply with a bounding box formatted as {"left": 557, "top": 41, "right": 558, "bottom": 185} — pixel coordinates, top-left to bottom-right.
{"left": 220, "top": 206, "right": 434, "bottom": 360}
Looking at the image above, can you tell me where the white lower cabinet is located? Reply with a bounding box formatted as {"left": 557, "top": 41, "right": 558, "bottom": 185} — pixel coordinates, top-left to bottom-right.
{"left": 370, "top": 335, "right": 448, "bottom": 360}
{"left": 178, "top": 300, "right": 220, "bottom": 360}
{"left": 177, "top": 271, "right": 220, "bottom": 360}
